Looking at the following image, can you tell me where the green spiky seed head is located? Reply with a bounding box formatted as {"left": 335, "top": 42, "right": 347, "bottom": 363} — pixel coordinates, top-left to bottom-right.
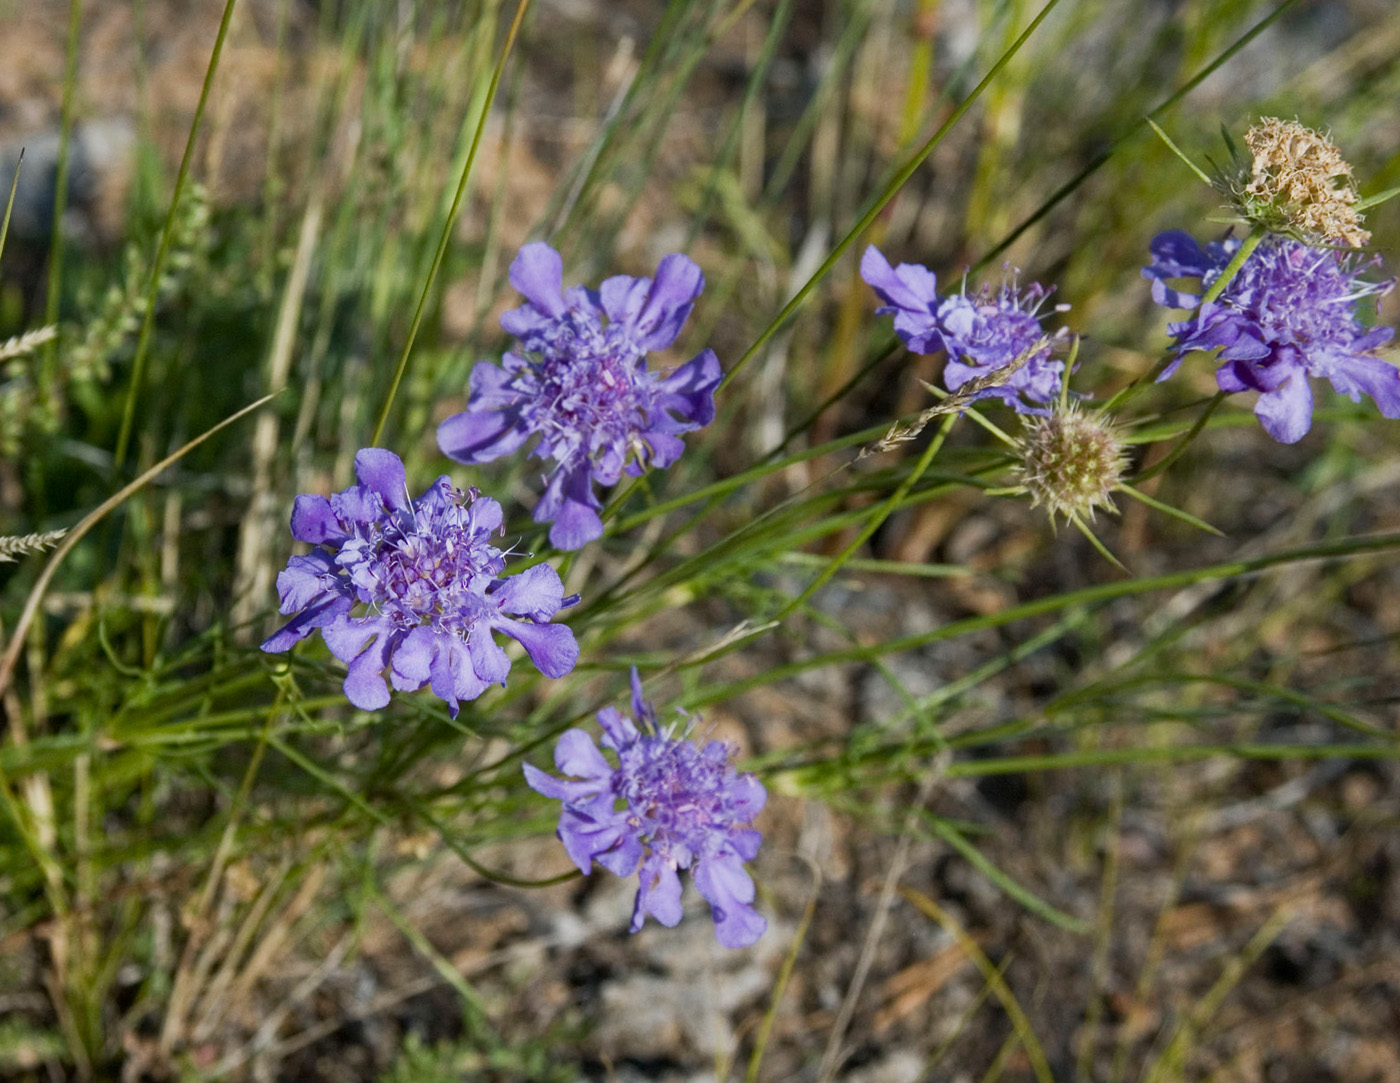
{"left": 1015, "top": 405, "right": 1128, "bottom": 524}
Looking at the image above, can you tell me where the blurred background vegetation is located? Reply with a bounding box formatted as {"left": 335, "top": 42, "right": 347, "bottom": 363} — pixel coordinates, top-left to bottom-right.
{"left": 1, "top": 0, "right": 1399, "bottom": 1080}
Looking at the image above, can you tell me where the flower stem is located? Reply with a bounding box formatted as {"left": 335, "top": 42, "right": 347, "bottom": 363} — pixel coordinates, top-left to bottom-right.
{"left": 1106, "top": 226, "right": 1267, "bottom": 411}
{"left": 1201, "top": 226, "right": 1265, "bottom": 305}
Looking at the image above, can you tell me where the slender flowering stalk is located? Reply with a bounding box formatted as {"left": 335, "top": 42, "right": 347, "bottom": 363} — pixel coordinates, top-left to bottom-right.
{"left": 1144, "top": 230, "right": 1399, "bottom": 443}
{"left": 860, "top": 245, "right": 1068, "bottom": 413}
{"left": 524, "top": 669, "right": 767, "bottom": 948}
{"left": 261, "top": 448, "right": 579, "bottom": 716}
{"left": 438, "top": 243, "right": 722, "bottom": 550}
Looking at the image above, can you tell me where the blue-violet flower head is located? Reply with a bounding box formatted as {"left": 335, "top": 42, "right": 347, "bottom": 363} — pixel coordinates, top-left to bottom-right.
{"left": 1143, "top": 230, "right": 1399, "bottom": 443}
{"left": 860, "top": 244, "right": 1068, "bottom": 414}
{"left": 524, "top": 669, "right": 767, "bottom": 949}
{"left": 261, "top": 448, "right": 579, "bottom": 716}
{"left": 437, "top": 243, "right": 722, "bottom": 551}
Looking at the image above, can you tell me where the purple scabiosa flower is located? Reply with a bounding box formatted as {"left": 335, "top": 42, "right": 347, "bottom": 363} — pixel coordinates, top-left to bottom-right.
{"left": 1144, "top": 230, "right": 1399, "bottom": 444}
{"left": 524, "top": 669, "right": 767, "bottom": 949}
{"left": 860, "top": 244, "right": 1068, "bottom": 413}
{"left": 261, "top": 448, "right": 579, "bottom": 717}
{"left": 437, "top": 243, "right": 722, "bottom": 551}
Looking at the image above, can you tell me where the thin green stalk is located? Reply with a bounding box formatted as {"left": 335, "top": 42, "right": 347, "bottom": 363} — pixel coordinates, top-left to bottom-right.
{"left": 370, "top": 0, "right": 532, "bottom": 447}
{"left": 681, "top": 530, "right": 1400, "bottom": 707}
{"left": 114, "top": 0, "right": 240, "bottom": 472}
{"left": 777, "top": 413, "right": 957, "bottom": 621}
{"left": 0, "top": 149, "right": 22, "bottom": 267}
{"left": 1105, "top": 228, "right": 1265, "bottom": 412}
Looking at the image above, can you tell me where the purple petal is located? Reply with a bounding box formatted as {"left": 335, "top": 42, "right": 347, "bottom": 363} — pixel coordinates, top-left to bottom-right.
{"left": 597, "top": 275, "right": 650, "bottom": 334}
{"left": 595, "top": 831, "right": 644, "bottom": 878}
{"left": 471, "top": 495, "right": 505, "bottom": 534}
{"left": 452, "top": 636, "right": 493, "bottom": 715}
{"left": 596, "top": 705, "right": 639, "bottom": 751}
{"left": 523, "top": 762, "right": 592, "bottom": 806}
{"left": 1148, "top": 276, "right": 1201, "bottom": 310}
{"left": 389, "top": 626, "right": 436, "bottom": 691}
{"left": 727, "top": 773, "right": 767, "bottom": 821}
{"left": 693, "top": 854, "right": 766, "bottom": 948}
{"left": 498, "top": 620, "right": 578, "bottom": 679}
{"left": 628, "top": 667, "right": 647, "bottom": 724}
{"left": 290, "top": 494, "right": 345, "bottom": 545}
{"left": 860, "top": 245, "right": 938, "bottom": 315}
{"left": 1144, "top": 230, "right": 1215, "bottom": 281}
{"left": 273, "top": 551, "right": 340, "bottom": 612}
{"left": 329, "top": 485, "right": 384, "bottom": 529}
{"left": 321, "top": 614, "right": 393, "bottom": 664}
{"left": 1217, "top": 332, "right": 1273, "bottom": 363}
{"left": 562, "top": 808, "right": 636, "bottom": 876}
{"left": 726, "top": 827, "right": 763, "bottom": 863}
{"left": 656, "top": 348, "right": 721, "bottom": 428}
{"left": 468, "top": 359, "right": 524, "bottom": 408}
{"left": 260, "top": 594, "right": 352, "bottom": 653}
{"left": 552, "top": 728, "right": 613, "bottom": 781}
{"left": 340, "top": 626, "right": 398, "bottom": 711}
{"left": 353, "top": 449, "right": 408, "bottom": 510}
{"left": 545, "top": 493, "right": 603, "bottom": 551}
{"left": 467, "top": 628, "right": 512, "bottom": 685}
{"left": 507, "top": 242, "right": 566, "bottom": 318}
{"left": 630, "top": 856, "right": 683, "bottom": 931}
{"left": 634, "top": 254, "right": 706, "bottom": 351}
{"left": 1216, "top": 360, "right": 1252, "bottom": 393}
{"left": 437, "top": 407, "right": 529, "bottom": 466}
{"left": 1325, "top": 353, "right": 1400, "bottom": 417}
{"left": 493, "top": 563, "right": 566, "bottom": 621}
{"left": 1254, "top": 371, "right": 1314, "bottom": 444}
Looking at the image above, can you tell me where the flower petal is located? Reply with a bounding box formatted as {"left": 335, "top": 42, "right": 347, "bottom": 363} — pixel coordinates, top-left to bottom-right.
{"left": 552, "top": 728, "right": 613, "bottom": 780}
{"left": 437, "top": 406, "right": 529, "bottom": 466}
{"left": 507, "top": 242, "right": 566, "bottom": 318}
{"left": 290, "top": 494, "right": 345, "bottom": 545}
{"left": 693, "top": 854, "right": 766, "bottom": 948}
{"left": 260, "top": 593, "right": 352, "bottom": 653}
{"left": 860, "top": 244, "right": 938, "bottom": 315}
{"left": 467, "top": 627, "right": 512, "bottom": 685}
{"left": 631, "top": 856, "right": 683, "bottom": 931}
{"left": 353, "top": 448, "right": 409, "bottom": 510}
{"left": 492, "top": 563, "right": 566, "bottom": 621}
{"left": 1254, "top": 370, "right": 1314, "bottom": 444}
{"left": 498, "top": 619, "right": 578, "bottom": 679}
{"left": 1325, "top": 352, "right": 1400, "bottom": 417}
